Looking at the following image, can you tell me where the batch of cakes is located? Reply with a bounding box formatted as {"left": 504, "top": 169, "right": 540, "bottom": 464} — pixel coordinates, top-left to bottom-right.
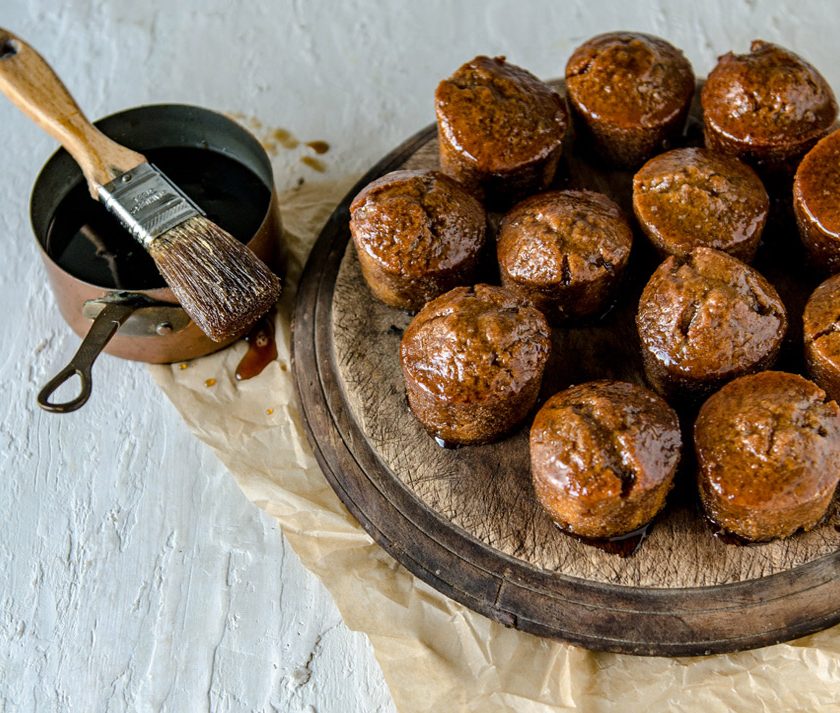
{"left": 348, "top": 33, "right": 840, "bottom": 545}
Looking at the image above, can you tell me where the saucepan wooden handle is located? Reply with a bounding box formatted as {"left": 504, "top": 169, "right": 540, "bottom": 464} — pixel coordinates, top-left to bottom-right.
{"left": 0, "top": 28, "right": 145, "bottom": 193}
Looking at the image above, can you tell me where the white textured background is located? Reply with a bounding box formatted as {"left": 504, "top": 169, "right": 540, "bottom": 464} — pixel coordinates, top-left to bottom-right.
{"left": 1, "top": 1, "right": 838, "bottom": 711}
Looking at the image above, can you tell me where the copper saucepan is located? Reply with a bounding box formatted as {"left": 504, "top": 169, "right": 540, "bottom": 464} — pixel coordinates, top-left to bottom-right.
{"left": 29, "top": 104, "right": 282, "bottom": 412}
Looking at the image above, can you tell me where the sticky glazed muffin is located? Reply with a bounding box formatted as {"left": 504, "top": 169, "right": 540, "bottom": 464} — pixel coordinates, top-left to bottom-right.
{"left": 349, "top": 169, "right": 486, "bottom": 310}
{"left": 496, "top": 190, "right": 633, "bottom": 323}
{"left": 530, "top": 380, "right": 681, "bottom": 539}
{"left": 794, "top": 129, "right": 840, "bottom": 273}
{"left": 702, "top": 40, "right": 838, "bottom": 176}
{"left": 637, "top": 247, "right": 787, "bottom": 402}
{"left": 695, "top": 371, "right": 840, "bottom": 542}
{"left": 804, "top": 274, "right": 840, "bottom": 402}
{"left": 434, "top": 56, "right": 568, "bottom": 205}
{"left": 633, "top": 148, "right": 769, "bottom": 263}
{"left": 400, "top": 284, "right": 550, "bottom": 445}
{"left": 565, "top": 32, "right": 695, "bottom": 168}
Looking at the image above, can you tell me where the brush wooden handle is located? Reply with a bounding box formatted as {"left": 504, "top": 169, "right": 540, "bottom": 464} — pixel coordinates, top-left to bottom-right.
{"left": 0, "top": 28, "right": 146, "bottom": 196}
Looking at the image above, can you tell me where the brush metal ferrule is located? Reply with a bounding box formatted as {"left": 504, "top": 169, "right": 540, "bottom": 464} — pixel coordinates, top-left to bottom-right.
{"left": 97, "top": 163, "right": 203, "bottom": 249}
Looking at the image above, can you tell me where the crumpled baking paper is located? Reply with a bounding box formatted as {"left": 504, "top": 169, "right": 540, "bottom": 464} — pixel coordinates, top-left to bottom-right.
{"left": 150, "top": 177, "right": 840, "bottom": 712}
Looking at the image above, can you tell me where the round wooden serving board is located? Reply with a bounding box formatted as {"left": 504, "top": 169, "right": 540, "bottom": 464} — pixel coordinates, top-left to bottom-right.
{"left": 292, "top": 80, "right": 840, "bottom": 656}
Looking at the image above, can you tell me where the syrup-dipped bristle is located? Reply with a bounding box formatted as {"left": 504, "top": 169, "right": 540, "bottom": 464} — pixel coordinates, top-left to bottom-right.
{"left": 149, "top": 215, "right": 281, "bottom": 342}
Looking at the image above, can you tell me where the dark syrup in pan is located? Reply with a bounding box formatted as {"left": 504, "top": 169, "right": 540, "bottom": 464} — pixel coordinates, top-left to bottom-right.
{"left": 46, "top": 146, "right": 270, "bottom": 290}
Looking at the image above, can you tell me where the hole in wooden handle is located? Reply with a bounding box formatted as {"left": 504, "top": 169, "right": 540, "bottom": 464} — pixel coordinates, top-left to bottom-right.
{"left": 0, "top": 39, "right": 19, "bottom": 60}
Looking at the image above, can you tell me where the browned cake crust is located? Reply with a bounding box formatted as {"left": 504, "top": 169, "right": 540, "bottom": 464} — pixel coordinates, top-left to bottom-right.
{"left": 637, "top": 247, "right": 787, "bottom": 402}
{"left": 349, "top": 169, "right": 486, "bottom": 310}
{"left": 633, "top": 148, "right": 769, "bottom": 263}
{"left": 496, "top": 190, "right": 632, "bottom": 323}
{"left": 702, "top": 40, "right": 837, "bottom": 176}
{"left": 434, "top": 56, "right": 568, "bottom": 205}
{"left": 794, "top": 129, "right": 840, "bottom": 273}
{"left": 530, "top": 380, "right": 681, "bottom": 539}
{"left": 695, "top": 371, "right": 840, "bottom": 542}
{"left": 565, "top": 32, "right": 694, "bottom": 168}
{"left": 400, "top": 284, "right": 550, "bottom": 445}
{"left": 804, "top": 274, "right": 840, "bottom": 402}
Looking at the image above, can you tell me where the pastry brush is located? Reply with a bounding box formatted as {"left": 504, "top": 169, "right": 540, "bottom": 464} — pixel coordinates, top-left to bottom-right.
{"left": 0, "top": 28, "right": 280, "bottom": 342}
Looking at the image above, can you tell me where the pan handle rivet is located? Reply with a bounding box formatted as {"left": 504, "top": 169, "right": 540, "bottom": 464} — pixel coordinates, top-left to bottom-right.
{"left": 155, "top": 322, "right": 173, "bottom": 335}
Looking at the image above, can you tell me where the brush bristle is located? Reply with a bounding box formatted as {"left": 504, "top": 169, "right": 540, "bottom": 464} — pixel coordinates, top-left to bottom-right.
{"left": 148, "top": 216, "right": 281, "bottom": 342}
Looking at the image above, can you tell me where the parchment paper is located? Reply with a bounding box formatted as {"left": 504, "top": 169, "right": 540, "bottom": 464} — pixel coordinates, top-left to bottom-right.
{"left": 150, "top": 178, "right": 840, "bottom": 712}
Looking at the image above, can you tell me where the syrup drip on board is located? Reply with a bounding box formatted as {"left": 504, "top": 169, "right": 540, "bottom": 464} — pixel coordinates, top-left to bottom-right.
{"left": 235, "top": 313, "right": 277, "bottom": 381}
{"left": 555, "top": 521, "right": 652, "bottom": 558}
{"left": 433, "top": 436, "right": 461, "bottom": 450}
{"left": 705, "top": 514, "right": 772, "bottom": 546}
{"left": 705, "top": 513, "right": 836, "bottom": 546}
{"left": 710, "top": 528, "right": 764, "bottom": 547}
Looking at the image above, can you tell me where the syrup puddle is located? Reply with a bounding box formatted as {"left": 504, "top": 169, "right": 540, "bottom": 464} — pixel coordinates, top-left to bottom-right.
{"left": 555, "top": 521, "right": 652, "bottom": 558}
{"left": 235, "top": 313, "right": 278, "bottom": 381}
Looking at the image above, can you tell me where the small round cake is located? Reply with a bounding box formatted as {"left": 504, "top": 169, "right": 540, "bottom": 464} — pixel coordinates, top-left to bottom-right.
{"left": 702, "top": 40, "right": 837, "bottom": 176}
{"left": 400, "top": 284, "right": 550, "bottom": 445}
{"left": 349, "top": 169, "right": 486, "bottom": 310}
{"left": 434, "top": 56, "right": 568, "bottom": 205}
{"left": 794, "top": 129, "right": 840, "bottom": 273}
{"left": 565, "top": 32, "right": 695, "bottom": 168}
{"left": 695, "top": 371, "right": 840, "bottom": 542}
{"left": 633, "top": 148, "right": 769, "bottom": 263}
{"left": 804, "top": 274, "right": 840, "bottom": 402}
{"left": 637, "top": 247, "right": 787, "bottom": 401}
{"left": 497, "top": 190, "right": 633, "bottom": 323}
{"left": 530, "top": 380, "right": 681, "bottom": 539}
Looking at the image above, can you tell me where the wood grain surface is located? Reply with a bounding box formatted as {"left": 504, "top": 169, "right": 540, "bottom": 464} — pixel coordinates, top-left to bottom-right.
{"left": 294, "top": 80, "right": 840, "bottom": 655}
